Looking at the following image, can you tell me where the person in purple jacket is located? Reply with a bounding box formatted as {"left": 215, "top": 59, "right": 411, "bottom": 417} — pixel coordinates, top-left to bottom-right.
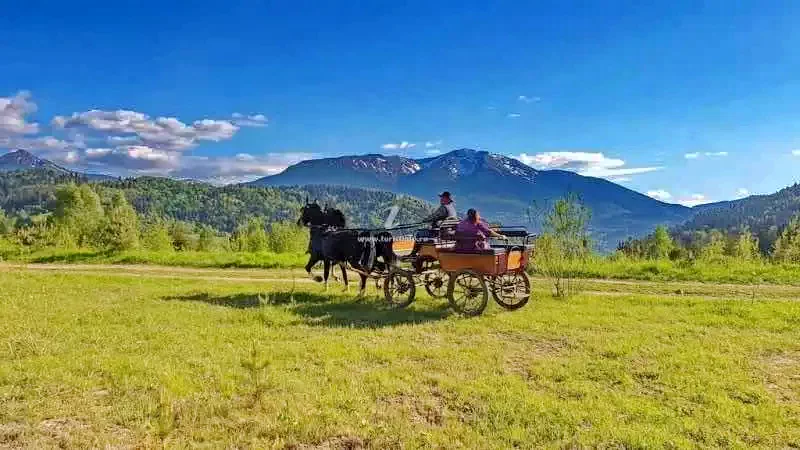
{"left": 455, "top": 208, "right": 506, "bottom": 250}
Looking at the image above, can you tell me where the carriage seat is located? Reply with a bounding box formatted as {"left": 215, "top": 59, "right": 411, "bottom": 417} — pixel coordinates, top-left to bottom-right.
{"left": 445, "top": 247, "right": 507, "bottom": 255}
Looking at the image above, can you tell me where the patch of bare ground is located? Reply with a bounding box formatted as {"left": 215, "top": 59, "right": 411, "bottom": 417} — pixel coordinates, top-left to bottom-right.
{"left": 760, "top": 351, "right": 800, "bottom": 403}
{"left": 495, "top": 333, "right": 570, "bottom": 380}
{"left": 1, "top": 419, "right": 137, "bottom": 450}
{"left": 288, "top": 435, "right": 368, "bottom": 449}
{"left": 0, "top": 422, "right": 27, "bottom": 448}
{"left": 374, "top": 383, "right": 482, "bottom": 429}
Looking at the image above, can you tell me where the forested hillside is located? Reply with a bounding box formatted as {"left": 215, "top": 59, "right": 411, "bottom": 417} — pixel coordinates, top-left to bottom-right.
{"left": 677, "top": 183, "right": 800, "bottom": 253}
{"left": 0, "top": 169, "right": 432, "bottom": 231}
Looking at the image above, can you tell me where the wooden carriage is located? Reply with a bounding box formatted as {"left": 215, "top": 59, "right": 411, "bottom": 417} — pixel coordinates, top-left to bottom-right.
{"left": 384, "top": 226, "right": 535, "bottom": 316}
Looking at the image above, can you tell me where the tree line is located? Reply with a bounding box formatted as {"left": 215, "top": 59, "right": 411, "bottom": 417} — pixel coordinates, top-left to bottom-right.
{"left": 617, "top": 218, "right": 800, "bottom": 264}
{"left": 0, "top": 169, "right": 432, "bottom": 255}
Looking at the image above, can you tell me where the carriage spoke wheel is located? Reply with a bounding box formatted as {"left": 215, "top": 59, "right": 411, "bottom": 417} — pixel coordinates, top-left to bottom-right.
{"left": 423, "top": 270, "right": 448, "bottom": 299}
{"left": 447, "top": 270, "right": 488, "bottom": 317}
{"left": 491, "top": 272, "right": 531, "bottom": 310}
{"left": 384, "top": 268, "right": 416, "bottom": 308}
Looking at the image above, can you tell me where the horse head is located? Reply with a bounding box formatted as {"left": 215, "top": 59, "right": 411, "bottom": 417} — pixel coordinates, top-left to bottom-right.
{"left": 324, "top": 207, "right": 346, "bottom": 229}
{"left": 298, "top": 202, "right": 325, "bottom": 227}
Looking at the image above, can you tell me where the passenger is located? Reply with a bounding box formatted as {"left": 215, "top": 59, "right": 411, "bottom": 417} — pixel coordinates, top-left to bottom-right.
{"left": 455, "top": 208, "right": 506, "bottom": 250}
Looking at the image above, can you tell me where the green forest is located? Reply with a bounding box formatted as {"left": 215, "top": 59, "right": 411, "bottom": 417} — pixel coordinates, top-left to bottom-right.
{"left": 0, "top": 169, "right": 431, "bottom": 256}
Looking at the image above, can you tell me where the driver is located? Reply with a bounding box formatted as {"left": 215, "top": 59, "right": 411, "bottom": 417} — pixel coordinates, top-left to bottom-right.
{"left": 423, "top": 191, "right": 457, "bottom": 227}
{"left": 409, "top": 191, "right": 457, "bottom": 261}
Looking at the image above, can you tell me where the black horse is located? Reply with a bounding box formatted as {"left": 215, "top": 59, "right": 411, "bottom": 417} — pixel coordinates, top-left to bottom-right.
{"left": 297, "top": 199, "right": 394, "bottom": 296}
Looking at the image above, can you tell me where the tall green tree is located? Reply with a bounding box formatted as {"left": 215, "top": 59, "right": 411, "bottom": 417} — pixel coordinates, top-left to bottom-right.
{"left": 245, "top": 218, "right": 268, "bottom": 252}
{"left": 648, "top": 225, "right": 674, "bottom": 260}
{"left": 0, "top": 208, "right": 16, "bottom": 235}
{"left": 534, "top": 195, "right": 592, "bottom": 298}
{"left": 730, "top": 228, "right": 759, "bottom": 262}
{"left": 267, "top": 222, "right": 307, "bottom": 254}
{"left": 773, "top": 214, "right": 800, "bottom": 263}
{"left": 52, "top": 184, "right": 105, "bottom": 247}
{"left": 102, "top": 191, "right": 140, "bottom": 251}
{"left": 170, "top": 221, "right": 193, "bottom": 251}
{"left": 197, "top": 225, "right": 218, "bottom": 252}
{"left": 141, "top": 218, "right": 174, "bottom": 252}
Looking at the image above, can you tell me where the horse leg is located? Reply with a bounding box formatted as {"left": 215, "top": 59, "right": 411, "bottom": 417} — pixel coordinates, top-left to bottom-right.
{"left": 357, "top": 273, "right": 367, "bottom": 298}
{"left": 332, "top": 265, "right": 340, "bottom": 282}
{"left": 340, "top": 263, "right": 349, "bottom": 292}
{"left": 306, "top": 255, "right": 322, "bottom": 282}
{"left": 323, "top": 259, "right": 331, "bottom": 292}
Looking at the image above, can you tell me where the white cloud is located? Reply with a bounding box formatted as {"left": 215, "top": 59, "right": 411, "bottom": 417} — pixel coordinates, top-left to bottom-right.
{"left": 191, "top": 119, "right": 238, "bottom": 141}
{"left": 125, "top": 145, "right": 173, "bottom": 162}
{"left": 425, "top": 149, "right": 441, "bottom": 156}
{"left": 517, "top": 151, "right": 661, "bottom": 180}
{"left": 517, "top": 95, "right": 541, "bottom": 103}
{"left": 170, "top": 152, "right": 315, "bottom": 184}
{"left": 685, "top": 151, "right": 729, "bottom": 160}
{"left": 425, "top": 140, "right": 442, "bottom": 149}
{"left": 52, "top": 109, "right": 242, "bottom": 151}
{"left": 736, "top": 188, "right": 750, "bottom": 198}
{"left": 677, "top": 194, "right": 709, "bottom": 207}
{"left": 792, "top": 149, "right": 800, "bottom": 156}
{"left": 487, "top": 106, "right": 496, "bottom": 111}
{"left": 647, "top": 190, "right": 672, "bottom": 201}
{"left": 58, "top": 147, "right": 314, "bottom": 183}
{"left": 0, "top": 91, "right": 297, "bottom": 183}
{"left": 14, "top": 136, "right": 75, "bottom": 151}
{"left": 507, "top": 113, "right": 521, "bottom": 118}
{"left": 63, "top": 151, "right": 80, "bottom": 163}
{"left": 381, "top": 141, "right": 416, "bottom": 150}
{"left": 0, "top": 91, "right": 39, "bottom": 136}
{"left": 85, "top": 148, "right": 112, "bottom": 157}
{"left": 231, "top": 113, "right": 268, "bottom": 127}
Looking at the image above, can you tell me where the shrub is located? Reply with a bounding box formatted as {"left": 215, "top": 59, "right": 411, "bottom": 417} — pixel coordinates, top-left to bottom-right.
{"left": 266, "top": 222, "right": 307, "bottom": 254}
{"left": 142, "top": 220, "right": 174, "bottom": 252}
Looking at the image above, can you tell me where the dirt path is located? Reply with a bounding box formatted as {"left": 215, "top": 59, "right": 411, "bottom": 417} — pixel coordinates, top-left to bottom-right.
{"left": 1, "top": 262, "right": 799, "bottom": 300}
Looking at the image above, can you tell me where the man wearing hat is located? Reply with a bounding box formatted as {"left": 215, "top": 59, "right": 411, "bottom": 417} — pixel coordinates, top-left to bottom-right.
{"left": 409, "top": 191, "right": 458, "bottom": 261}
{"left": 423, "top": 191, "right": 457, "bottom": 227}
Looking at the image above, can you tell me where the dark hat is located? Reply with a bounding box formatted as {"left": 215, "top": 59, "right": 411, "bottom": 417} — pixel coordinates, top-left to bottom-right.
{"left": 439, "top": 191, "right": 452, "bottom": 198}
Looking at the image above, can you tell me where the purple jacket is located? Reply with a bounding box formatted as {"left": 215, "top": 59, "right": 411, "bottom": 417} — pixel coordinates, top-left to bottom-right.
{"left": 455, "top": 218, "right": 492, "bottom": 250}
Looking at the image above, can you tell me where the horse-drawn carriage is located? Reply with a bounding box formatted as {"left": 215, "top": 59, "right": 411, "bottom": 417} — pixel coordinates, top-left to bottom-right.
{"left": 383, "top": 224, "right": 535, "bottom": 316}
{"left": 298, "top": 199, "right": 534, "bottom": 317}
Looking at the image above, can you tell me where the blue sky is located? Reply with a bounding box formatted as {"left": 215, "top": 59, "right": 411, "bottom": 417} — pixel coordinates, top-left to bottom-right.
{"left": 2, "top": 0, "right": 800, "bottom": 204}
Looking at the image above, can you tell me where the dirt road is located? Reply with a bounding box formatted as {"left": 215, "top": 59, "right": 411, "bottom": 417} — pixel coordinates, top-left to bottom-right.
{"left": 1, "top": 262, "right": 798, "bottom": 300}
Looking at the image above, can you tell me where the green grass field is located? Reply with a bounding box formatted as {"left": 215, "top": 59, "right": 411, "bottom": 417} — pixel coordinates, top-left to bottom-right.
{"left": 5, "top": 248, "right": 800, "bottom": 286}
{"left": 1, "top": 268, "right": 799, "bottom": 448}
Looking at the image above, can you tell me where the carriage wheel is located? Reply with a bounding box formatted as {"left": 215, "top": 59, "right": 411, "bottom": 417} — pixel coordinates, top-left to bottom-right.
{"left": 384, "top": 268, "right": 416, "bottom": 308}
{"left": 447, "top": 270, "right": 488, "bottom": 317}
{"left": 423, "top": 270, "right": 448, "bottom": 299}
{"left": 491, "top": 272, "right": 531, "bottom": 310}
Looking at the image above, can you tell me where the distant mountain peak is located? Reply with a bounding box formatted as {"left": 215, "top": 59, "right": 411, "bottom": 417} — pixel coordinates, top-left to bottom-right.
{"left": 419, "top": 148, "right": 536, "bottom": 180}
{"left": 0, "top": 149, "right": 69, "bottom": 173}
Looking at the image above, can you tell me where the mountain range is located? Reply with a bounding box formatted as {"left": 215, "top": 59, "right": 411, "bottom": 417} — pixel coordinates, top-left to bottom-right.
{"left": 249, "top": 148, "right": 692, "bottom": 248}
{"left": 4, "top": 148, "right": 800, "bottom": 251}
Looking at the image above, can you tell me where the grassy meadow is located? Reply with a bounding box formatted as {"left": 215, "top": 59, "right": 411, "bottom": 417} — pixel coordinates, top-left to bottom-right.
{"left": 1, "top": 268, "right": 799, "bottom": 448}
{"left": 4, "top": 246, "right": 800, "bottom": 286}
